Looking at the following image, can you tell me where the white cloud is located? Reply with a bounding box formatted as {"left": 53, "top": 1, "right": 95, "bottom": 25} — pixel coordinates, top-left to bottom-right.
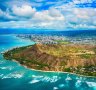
{"left": 0, "top": 9, "right": 15, "bottom": 20}
{"left": 0, "top": 9, "right": 4, "bottom": 17}
{"left": 0, "top": 4, "right": 65, "bottom": 29}
{"left": 12, "top": 5, "right": 36, "bottom": 17}
{"left": 0, "top": 1, "right": 96, "bottom": 30}
{"left": 48, "top": 8, "right": 64, "bottom": 20}
{"left": 73, "top": 0, "right": 94, "bottom": 4}
{"left": 33, "top": 11, "right": 53, "bottom": 21}
{"left": 33, "top": 8, "right": 64, "bottom": 22}
{"left": 73, "top": 8, "right": 96, "bottom": 19}
{"left": 54, "top": 2, "right": 96, "bottom": 29}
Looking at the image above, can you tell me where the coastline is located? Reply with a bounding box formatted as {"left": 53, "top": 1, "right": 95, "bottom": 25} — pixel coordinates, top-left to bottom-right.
{"left": 3, "top": 44, "right": 96, "bottom": 78}
{"left": 12, "top": 59, "right": 96, "bottom": 78}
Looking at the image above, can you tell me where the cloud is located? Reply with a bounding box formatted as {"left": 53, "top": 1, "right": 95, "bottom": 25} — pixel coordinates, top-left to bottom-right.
{"left": 54, "top": 2, "right": 96, "bottom": 29}
{"left": 33, "top": 8, "right": 64, "bottom": 22}
{"left": 73, "top": 0, "right": 95, "bottom": 4}
{"left": 0, "top": 9, "right": 4, "bottom": 16}
{"left": 73, "top": 8, "right": 96, "bottom": 19}
{"left": 12, "top": 5, "right": 36, "bottom": 17}
{"left": 0, "top": 5, "right": 65, "bottom": 29}
{"left": 0, "top": 9, "right": 15, "bottom": 21}
{"left": 49, "top": 8, "right": 64, "bottom": 18}
{"left": 0, "top": 0, "right": 96, "bottom": 30}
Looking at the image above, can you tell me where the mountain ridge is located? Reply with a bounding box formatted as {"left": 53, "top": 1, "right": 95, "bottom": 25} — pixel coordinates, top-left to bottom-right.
{"left": 3, "top": 44, "right": 96, "bottom": 76}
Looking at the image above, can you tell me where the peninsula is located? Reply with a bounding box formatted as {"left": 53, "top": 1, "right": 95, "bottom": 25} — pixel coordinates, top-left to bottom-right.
{"left": 3, "top": 44, "right": 96, "bottom": 76}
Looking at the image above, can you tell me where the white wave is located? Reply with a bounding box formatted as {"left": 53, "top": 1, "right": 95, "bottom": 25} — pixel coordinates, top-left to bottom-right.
{"left": 53, "top": 87, "right": 58, "bottom": 90}
{"left": 32, "top": 75, "right": 37, "bottom": 78}
{"left": 65, "top": 76, "right": 72, "bottom": 81}
{"left": 65, "top": 74, "right": 72, "bottom": 81}
{"left": 32, "top": 75, "right": 43, "bottom": 78}
{"left": 2, "top": 72, "right": 24, "bottom": 79}
{"left": 12, "top": 73, "right": 23, "bottom": 78}
{"left": 41, "top": 76, "right": 60, "bottom": 83}
{"left": 2, "top": 75, "right": 12, "bottom": 79}
{"left": 31, "top": 75, "right": 60, "bottom": 83}
{"left": 50, "top": 76, "right": 59, "bottom": 83}
{"left": 42, "top": 76, "right": 51, "bottom": 82}
{"left": 75, "top": 80, "right": 82, "bottom": 88}
{"left": 0, "top": 74, "right": 4, "bottom": 77}
{"left": 76, "top": 77, "right": 80, "bottom": 80}
{"left": 0, "top": 66, "right": 14, "bottom": 70}
{"left": 86, "top": 81, "right": 96, "bottom": 87}
{"left": 0, "top": 67, "right": 6, "bottom": 69}
{"left": 29, "top": 79, "right": 40, "bottom": 84}
{"left": 58, "top": 84, "right": 65, "bottom": 88}
{"left": 29, "top": 75, "right": 44, "bottom": 84}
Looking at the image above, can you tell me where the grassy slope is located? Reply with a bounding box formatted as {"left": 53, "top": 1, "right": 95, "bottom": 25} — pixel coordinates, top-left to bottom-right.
{"left": 3, "top": 44, "right": 96, "bottom": 76}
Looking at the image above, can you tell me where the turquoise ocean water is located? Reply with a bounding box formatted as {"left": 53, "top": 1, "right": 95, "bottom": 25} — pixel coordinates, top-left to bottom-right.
{"left": 0, "top": 35, "right": 96, "bottom": 90}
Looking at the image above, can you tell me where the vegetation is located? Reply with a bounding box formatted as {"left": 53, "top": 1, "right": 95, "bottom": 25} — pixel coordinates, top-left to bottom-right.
{"left": 79, "top": 54, "right": 95, "bottom": 59}
{"left": 54, "top": 40, "right": 71, "bottom": 44}
{"left": 3, "top": 44, "right": 96, "bottom": 77}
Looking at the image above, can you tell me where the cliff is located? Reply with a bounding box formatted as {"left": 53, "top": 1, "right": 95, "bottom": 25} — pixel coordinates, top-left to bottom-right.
{"left": 3, "top": 44, "right": 96, "bottom": 76}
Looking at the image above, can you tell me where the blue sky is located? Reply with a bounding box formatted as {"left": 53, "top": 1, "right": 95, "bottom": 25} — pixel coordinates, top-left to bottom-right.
{"left": 0, "top": 0, "right": 96, "bottom": 30}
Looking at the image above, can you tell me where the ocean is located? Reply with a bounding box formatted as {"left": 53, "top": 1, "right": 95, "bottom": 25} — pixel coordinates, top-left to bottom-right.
{"left": 0, "top": 30, "right": 96, "bottom": 90}
{"left": 0, "top": 29, "right": 96, "bottom": 37}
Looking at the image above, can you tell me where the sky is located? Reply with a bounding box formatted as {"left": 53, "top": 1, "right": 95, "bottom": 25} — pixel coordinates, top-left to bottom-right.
{"left": 0, "top": 0, "right": 96, "bottom": 30}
